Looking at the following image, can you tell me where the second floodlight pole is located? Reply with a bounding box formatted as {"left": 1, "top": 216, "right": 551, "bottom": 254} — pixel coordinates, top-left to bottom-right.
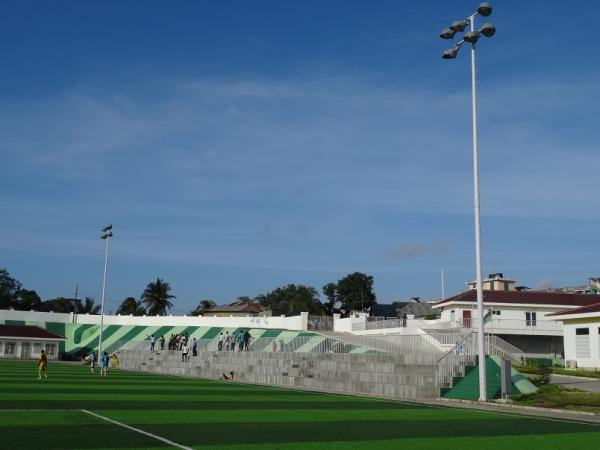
{"left": 469, "top": 15, "right": 487, "bottom": 402}
{"left": 98, "top": 226, "right": 112, "bottom": 360}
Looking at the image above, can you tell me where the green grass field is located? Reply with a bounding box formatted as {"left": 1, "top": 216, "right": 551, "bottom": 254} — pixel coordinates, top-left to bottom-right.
{"left": 1, "top": 360, "right": 600, "bottom": 449}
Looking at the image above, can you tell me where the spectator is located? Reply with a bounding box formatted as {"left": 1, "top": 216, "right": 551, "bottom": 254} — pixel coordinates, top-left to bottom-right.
{"left": 243, "top": 330, "right": 251, "bottom": 351}
{"left": 192, "top": 337, "right": 197, "bottom": 357}
{"left": 225, "top": 332, "right": 230, "bottom": 351}
{"left": 182, "top": 342, "right": 189, "bottom": 362}
{"left": 218, "top": 332, "right": 224, "bottom": 351}
{"left": 159, "top": 335, "right": 165, "bottom": 350}
{"left": 230, "top": 333, "right": 236, "bottom": 352}
{"left": 238, "top": 332, "right": 244, "bottom": 351}
{"left": 149, "top": 334, "right": 155, "bottom": 350}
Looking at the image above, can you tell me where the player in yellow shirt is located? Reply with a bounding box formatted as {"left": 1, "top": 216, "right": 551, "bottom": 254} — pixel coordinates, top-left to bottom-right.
{"left": 37, "top": 349, "right": 48, "bottom": 380}
{"left": 111, "top": 353, "right": 120, "bottom": 370}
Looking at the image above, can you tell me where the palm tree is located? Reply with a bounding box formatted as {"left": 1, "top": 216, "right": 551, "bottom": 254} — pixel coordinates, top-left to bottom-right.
{"left": 141, "top": 278, "right": 175, "bottom": 316}
{"left": 81, "top": 297, "right": 101, "bottom": 314}
{"left": 189, "top": 299, "right": 216, "bottom": 316}
{"left": 117, "top": 297, "right": 146, "bottom": 316}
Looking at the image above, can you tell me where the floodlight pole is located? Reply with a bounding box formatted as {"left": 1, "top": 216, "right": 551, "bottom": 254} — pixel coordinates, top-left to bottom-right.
{"left": 468, "top": 15, "right": 487, "bottom": 402}
{"left": 98, "top": 227, "right": 112, "bottom": 360}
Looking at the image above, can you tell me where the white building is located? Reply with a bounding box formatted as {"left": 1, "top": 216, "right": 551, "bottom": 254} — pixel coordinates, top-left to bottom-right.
{"left": 0, "top": 324, "right": 66, "bottom": 360}
{"left": 433, "top": 290, "right": 600, "bottom": 357}
{"left": 548, "top": 303, "right": 600, "bottom": 369}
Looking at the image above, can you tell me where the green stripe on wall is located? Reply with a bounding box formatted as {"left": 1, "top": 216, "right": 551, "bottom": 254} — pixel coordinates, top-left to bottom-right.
{"left": 73, "top": 324, "right": 94, "bottom": 344}
{"left": 199, "top": 327, "right": 223, "bottom": 339}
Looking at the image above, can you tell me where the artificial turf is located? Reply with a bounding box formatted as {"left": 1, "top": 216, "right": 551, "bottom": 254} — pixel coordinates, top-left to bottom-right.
{"left": 1, "top": 360, "right": 600, "bottom": 449}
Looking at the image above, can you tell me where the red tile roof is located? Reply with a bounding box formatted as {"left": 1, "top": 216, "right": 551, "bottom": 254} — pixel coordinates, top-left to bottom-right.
{"left": 0, "top": 325, "right": 65, "bottom": 340}
{"left": 547, "top": 303, "right": 600, "bottom": 317}
{"left": 434, "top": 290, "right": 600, "bottom": 308}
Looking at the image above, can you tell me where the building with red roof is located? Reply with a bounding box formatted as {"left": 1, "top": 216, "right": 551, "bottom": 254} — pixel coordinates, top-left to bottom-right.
{"left": 547, "top": 303, "right": 600, "bottom": 369}
{"left": 0, "top": 324, "right": 66, "bottom": 360}
{"left": 432, "top": 285, "right": 600, "bottom": 358}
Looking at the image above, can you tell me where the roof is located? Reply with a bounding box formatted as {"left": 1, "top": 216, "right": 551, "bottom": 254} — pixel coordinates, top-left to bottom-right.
{"left": 0, "top": 325, "right": 66, "bottom": 340}
{"left": 207, "top": 299, "right": 266, "bottom": 314}
{"left": 547, "top": 303, "right": 600, "bottom": 317}
{"left": 397, "top": 302, "right": 436, "bottom": 317}
{"left": 370, "top": 304, "right": 399, "bottom": 317}
{"left": 434, "top": 290, "right": 600, "bottom": 308}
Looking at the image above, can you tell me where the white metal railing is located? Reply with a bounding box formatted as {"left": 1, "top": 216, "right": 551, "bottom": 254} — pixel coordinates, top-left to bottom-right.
{"left": 486, "top": 335, "right": 524, "bottom": 364}
{"left": 458, "top": 317, "right": 563, "bottom": 333}
{"left": 352, "top": 318, "right": 407, "bottom": 331}
{"left": 307, "top": 315, "right": 333, "bottom": 331}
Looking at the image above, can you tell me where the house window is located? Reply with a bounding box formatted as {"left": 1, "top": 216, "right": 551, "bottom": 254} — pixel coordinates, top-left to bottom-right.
{"left": 4, "top": 342, "right": 15, "bottom": 356}
{"left": 576, "top": 328, "right": 590, "bottom": 358}
{"left": 489, "top": 283, "right": 495, "bottom": 291}
{"left": 492, "top": 310, "right": 501, "bottom": 316}
{"left": 504, "top": 282, "right": 509, "bottom": 291}
{"left": 525, "top": 312, "right": 537, "bottom": 326}
{"left": 45, "top": 344, "right": 56, "bottom": 356}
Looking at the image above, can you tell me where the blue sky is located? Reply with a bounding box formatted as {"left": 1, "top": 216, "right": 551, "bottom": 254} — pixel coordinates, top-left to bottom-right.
{"left": 2, "top": 1, "right": 600, "bottom": 314}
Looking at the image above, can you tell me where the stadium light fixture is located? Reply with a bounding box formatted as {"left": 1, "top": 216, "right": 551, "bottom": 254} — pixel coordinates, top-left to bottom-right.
{"left": 98, "top": 224, "right": 114, "bottom": 362}
{"left": 438, "top": 3, "right": 496, "bottom": 402}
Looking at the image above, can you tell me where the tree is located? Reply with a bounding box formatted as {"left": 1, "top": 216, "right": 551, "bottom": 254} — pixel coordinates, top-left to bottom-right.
{"left": 189, "top": 299, "right": 216, "bottom": 316}
{"left": 81, "top": 297, "right": 101, "bottom": 314}
{"left": 141, "top": 278, "right": 175, "bottom": 316}
{"left": 0, "top": 268, "right": 22, "bottom": 309}
{"left": 322, "top": 282, "right": 338, "bottom": 315}
{"left": 333, "top": 272, "right": 376, "bottom": 315}
{"left": 257, "top": 284, "right": 325, "bottom": 316}
{"left": 117, "top": 297, "right": 146, "bottom": 316}
{"left": 13, "top": 289, "right": 42, "bottom": 311}
{"left": 44, "top": 297, "right": 80, "bottom": 313}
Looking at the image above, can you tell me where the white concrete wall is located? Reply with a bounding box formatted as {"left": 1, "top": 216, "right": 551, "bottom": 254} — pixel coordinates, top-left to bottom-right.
{"left": 0, "top": 309, "right": 309, "bottom": 331}
{"left": 563, "top": 321, "right": 600, "bottom": 369}
{"left": 333, "top": 313, "right": 368, "bottom": 332}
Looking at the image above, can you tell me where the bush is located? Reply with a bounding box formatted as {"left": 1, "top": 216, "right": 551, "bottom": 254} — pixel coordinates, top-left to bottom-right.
{"left": 531, "top": 364, "right": 552, "bottom": 386}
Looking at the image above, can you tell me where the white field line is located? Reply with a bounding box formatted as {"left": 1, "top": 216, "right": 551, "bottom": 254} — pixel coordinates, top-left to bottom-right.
{"left": 80, "top": 409, "right": 194, "bottom": 450}
{"left": 0, "top": 409, "right": 195, "bottom": 448}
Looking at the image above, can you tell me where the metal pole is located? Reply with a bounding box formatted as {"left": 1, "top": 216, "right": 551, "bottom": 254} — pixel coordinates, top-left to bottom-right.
{"left": 469, "top": 16, "right": 487, "bottom": 402}
{"left": 98, "top": 234, "right": 110, "bottom": 359}
{"left": 441, "top": 269, "right": 445, "bottom": 301}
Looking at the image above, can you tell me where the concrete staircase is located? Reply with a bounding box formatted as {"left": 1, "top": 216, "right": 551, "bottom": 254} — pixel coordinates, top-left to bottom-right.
{"left": 120, "top": 349, "right": 439, "bottom": 399}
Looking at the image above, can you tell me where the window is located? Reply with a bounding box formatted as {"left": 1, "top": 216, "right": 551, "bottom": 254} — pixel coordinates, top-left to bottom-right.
{"left": 492, "top": 310, "right": 501, "bottom": 316}
{"left": 576, "top": 328, "right": 590, "bottom": 358}
{"left": 20, "top": 343, "right": 31, "bottom": 359}
{"left": 4, "top": 342, "right": 15, "bottom": 356}
{"left": 504, "top": 282, "right": 509, "bottom": 291}
{"left": 525, "top": 312, "right": 537, "bottom": 326}
{"left": 489, "top": 283, "right": 495, "bottom": 291}
{"left": 45, "top": 344, "right": 56, "bottom": 356}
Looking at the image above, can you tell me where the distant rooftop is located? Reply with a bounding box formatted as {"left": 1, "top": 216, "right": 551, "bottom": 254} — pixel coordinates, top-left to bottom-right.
{"left": 206, "top": 299, "right": 266, "bottom": 314}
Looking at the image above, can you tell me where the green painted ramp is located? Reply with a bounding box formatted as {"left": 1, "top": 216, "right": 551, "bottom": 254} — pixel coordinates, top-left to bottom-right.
{"left": 442, "top": 355, "right": 537, "bottom": 400}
